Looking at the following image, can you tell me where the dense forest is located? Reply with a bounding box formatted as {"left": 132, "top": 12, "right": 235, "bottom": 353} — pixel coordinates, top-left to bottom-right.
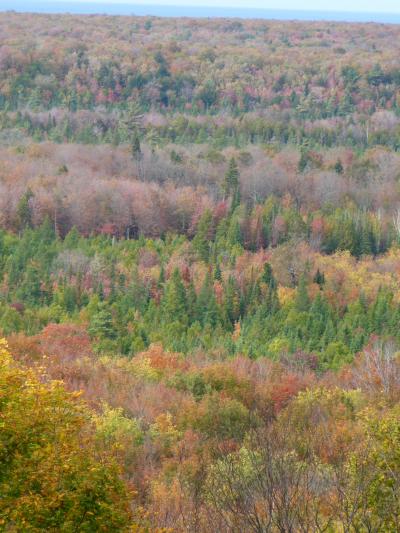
{"left": 2, "top": 11, "right": 400, "bottom": 532}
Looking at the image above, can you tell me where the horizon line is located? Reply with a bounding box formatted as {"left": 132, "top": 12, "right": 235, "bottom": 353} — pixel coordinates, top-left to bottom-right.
{"left": 2, "top": 2, "right": 400, "bottom": 23}
{"left": 9, "top": 2, "right": 400, "bottom": 15}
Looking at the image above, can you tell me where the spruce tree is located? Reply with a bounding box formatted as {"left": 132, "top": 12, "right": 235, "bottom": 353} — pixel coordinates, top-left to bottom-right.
{"left": 298, "top": 151, "right": 308, "bottom": 173}
{"left": 186, "top": 280, "right": 197, "bottom": 324}
{"left": 226, "top": 215, "right": 243, "bottom": 249}
{"left": 261, "top": 262, "right": 276, "bottom": 289}
{"left": 214, "top": 263, "right": 222, "bottom": 281}
{"left": 162, "top": 268, "right": 187, "bottom": 324}
{"left": 88, "top": 304, "right": 115, "bottom": 340}
{"left": 223, "top": 157, "right": 240, "bottom": 200}
{"left": 334, "top": 159, "right": 344, "bottom": 174}
{"left": 16, "top": 188, "right": 34, "bottom": 231}
{"left": 295, "top": 274, "right": 310, "bottom": 312}
{"left": 192, "top": 209, "right": 213, "bottom": 262}
{"left": 197, "top": 272, "right": 220, "bottom": 327}
{"left": 223, "top": 276, "right": 240, "bottom": 326}
{"left": 131, "top": 131, "right": 143, "bottom": 178}
{"left": 313, "top": 269, "right": 325, "bottom": 288}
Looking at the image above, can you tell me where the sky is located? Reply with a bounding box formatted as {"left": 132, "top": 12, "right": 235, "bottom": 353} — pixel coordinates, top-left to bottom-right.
{"left": 61, "top": 0, "right": 400, "bottom": 13}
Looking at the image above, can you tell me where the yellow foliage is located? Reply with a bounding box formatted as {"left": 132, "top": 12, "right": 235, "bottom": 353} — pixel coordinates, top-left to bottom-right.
{"left": 278, "top": 286, "right": 296, "bottom": 306}
{"left": 0, "top": 339, "right": 134, "bottom": 532}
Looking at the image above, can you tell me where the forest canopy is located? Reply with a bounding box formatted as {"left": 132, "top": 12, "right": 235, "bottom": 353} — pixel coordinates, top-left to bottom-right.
{"left": 1, "top": 11, "right": 400, "bottom": 532}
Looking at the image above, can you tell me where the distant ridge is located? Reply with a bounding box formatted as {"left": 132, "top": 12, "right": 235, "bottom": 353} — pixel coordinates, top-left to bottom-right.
{"left": 1, "top": 1, "right": 400, "bottom": 24}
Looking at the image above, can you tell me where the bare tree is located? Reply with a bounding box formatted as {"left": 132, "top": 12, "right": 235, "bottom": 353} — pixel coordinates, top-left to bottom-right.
{"left": 203, "top": 428, "right": 331, "bottom": 533}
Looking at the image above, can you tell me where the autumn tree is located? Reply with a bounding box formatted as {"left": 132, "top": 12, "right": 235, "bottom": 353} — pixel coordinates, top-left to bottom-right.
{"left": 0, "top": 339, "right": 134, "bottom": 531}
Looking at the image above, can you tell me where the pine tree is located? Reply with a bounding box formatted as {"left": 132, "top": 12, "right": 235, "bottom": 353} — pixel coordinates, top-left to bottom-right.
{"left": 306, "top": 293, "right": 330, "bottom": 350}
{"left": 131, "top": 131, "right": 143, "bottom": 178}
{"left": 162, "top": 268, "right": 187, "bottom": 324}
{"left": 265, "top": 283, "right": 280, "bottom": 316}
{"left": 223, "top": 276, "right": 240, "bottom": 326}
{"left": 186, "top": 280, "right": 197, "bottom": 324}
{"left": 192, "top": 209, "right": 213, "bottom": 262}
{"left": 223, "top": 158, "right": 240, "bottom": 200}
{"left": 231, "top": 184, "right": 241, "bottom": 212}
{"left": 298, "top": 150, "right": 308, "bottom": 173}
{"left": 38, "top": 216, "right": 56, "bottom": 244}
{"left": 261, "top": 262, "right": 277, "bottom": 289}
{"left": 215, "top": 217, "right": 229, "bottom": 253}
{"left": 197, "top": 272, "right": 220, "bottom": 327}
{"left": 131, "top": 132, "right": 141, "bottom": 159}
{"left": 88, "top": 304, "right": 115, "bottom": 340}
{"left": 295, "top": 274, "right": 310, "bottom": 312}
{"left": 17, "top": 264, "right": 43, "bottom": 306}
{"left": 360, "top": 224, "right": 373, "bottom": 257}
{"left": 369, "top": 288, "right": 391, "bottom": 333}
{"left": 16, "top": 188, "right": 34, "bottom": 231}
{"left": 158, "top": 264, "right": 165, "bottom": 287}
{"left": 214, "top": 263, "right": 222, "bottom": 281}
{"left": 64, "top": 227, "right": 80, "bottom": 249}
{"left": 226, "top": 215, "right": 243, "bottom": 249}
{"left": 334, "top": 159, "right": 344, "bottom": 174}
{"left": 313, "top": 268, "right": 325, "bottom": 288}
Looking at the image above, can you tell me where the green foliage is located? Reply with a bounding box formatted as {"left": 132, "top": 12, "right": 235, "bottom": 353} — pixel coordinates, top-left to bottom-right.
{"left": 348, "top": 406, "right": 400, "bottom": 530}
{"left": 223, "top": 158, "right": 241, "bottom": 209}
{"left": 192, "top": 210, "right": 213, "bottom": 262}
{"left": 16, "top": 188, "right": 34, "bottom": 231}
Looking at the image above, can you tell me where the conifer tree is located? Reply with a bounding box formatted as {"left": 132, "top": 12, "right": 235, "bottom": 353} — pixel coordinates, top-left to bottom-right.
{"left": 298, "top": 150, "right": 308, "bottom": 173}
{"left": 226, "top": 214, "right": 243, "bottom": 248}
{"left": 158, "top": 264, "right": 165, "bottom": 287}
{"left": 186, "top": 280, "right": 197, "bottom": 324}
{"left": 89, "top": 303, "right": 115, "bottom": 340}
{"left": 261, "top": 262, "right": 276, "bottom": 289}
{"left": 223, "top": 158, "right": 240, "bottom": 205}
{"left": 313, "top": 268, "right": 325, "bottom": 288}
{"left": 162, "top": 268, "right": 187, "bottom": 324}
{"left": 214, "top": 262, "right": 222, "bottom": 281}
{"left": 197, "top": 272, "right": 220, "bottom": 327}
{"left": 131, "top": 131, "right": 143, "bottom": 178}
{"left": 334, "top": 159, "right": 344, "bottom": 174}
{"left": 223, "top": 276, "right": 240, "bottom": 326}
{"left": 192, "top": 209, "right": 213, "bottom": 262}
{"left": 16, "top": 188, "right": 34, "bottom": 231}
{"left": 295, "top": 274, "right": 310, "bottom": 312}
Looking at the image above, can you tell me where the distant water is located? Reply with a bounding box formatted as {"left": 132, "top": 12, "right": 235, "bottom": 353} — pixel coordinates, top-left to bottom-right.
{"left": 1, "top": 2, "right": 400, "bottom": 24}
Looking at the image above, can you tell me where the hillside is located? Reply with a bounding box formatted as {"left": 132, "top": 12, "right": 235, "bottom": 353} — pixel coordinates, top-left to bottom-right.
{"left": 1, "top": 12, "right": 400, "bottom": 531}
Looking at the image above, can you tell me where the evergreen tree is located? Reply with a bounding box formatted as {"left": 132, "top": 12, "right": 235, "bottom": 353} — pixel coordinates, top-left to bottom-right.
{"left": 360, "top": 224, "right": 373, "bottom": 257}
{"left": 38, "top": 216, "right": 56, "bottom": 244}
{"left": 131, "top": 131, "right": 143, "bottom": 178}
{"left": 197, "top": 272, "right": 220, "bottom": 327}
{"left": 192, "top": 209, "right": 213, "bottom": 262}
{"left": 223, "top": 276, "right": 240, "bottom": 326}
{"left": 226, "top": 214, "right": 243, "bottom": 249}
{"left": 313, "top": 268, "right": 325, "bottom": 288}
{"left": 214, "top": 262, "right": 222, "bottom": 281}
{"left": 162, "top": 268, "right": 187, "bottom": 324}
{"left": 261, "top": 262, "right": 277, "bottom": 289}
{"left": 16, "top": 263, "right": 44, "bottom": 307}
{"left": 64, "top": 227, "right": 80, "bottom": 249}
{"left": 295, "top": 274, "right": 310, "bottom": 312}
{"left": 334, "top": 159, "right": 344, "bottom": 174}
{"left": 223, "top": 158, "right": 240, "bottom": 200}
{"left": 16, "top": 188, "right": 34, "bottom": 231}
{"left": 158, "top": 264, "right": 165, "bottom": 287}
{"left": 298, "top": 150, "right": 308, "bottom": 173}
{"left": 186, "top": 280, "right": 197, "bottom": 324}
{"left": 88, "top": 303, "right": 115, "bottom": 340}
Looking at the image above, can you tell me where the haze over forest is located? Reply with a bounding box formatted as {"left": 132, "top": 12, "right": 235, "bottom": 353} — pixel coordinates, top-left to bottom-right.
{"left": 2, "top": 1, "right": 400, "bottom": 22}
